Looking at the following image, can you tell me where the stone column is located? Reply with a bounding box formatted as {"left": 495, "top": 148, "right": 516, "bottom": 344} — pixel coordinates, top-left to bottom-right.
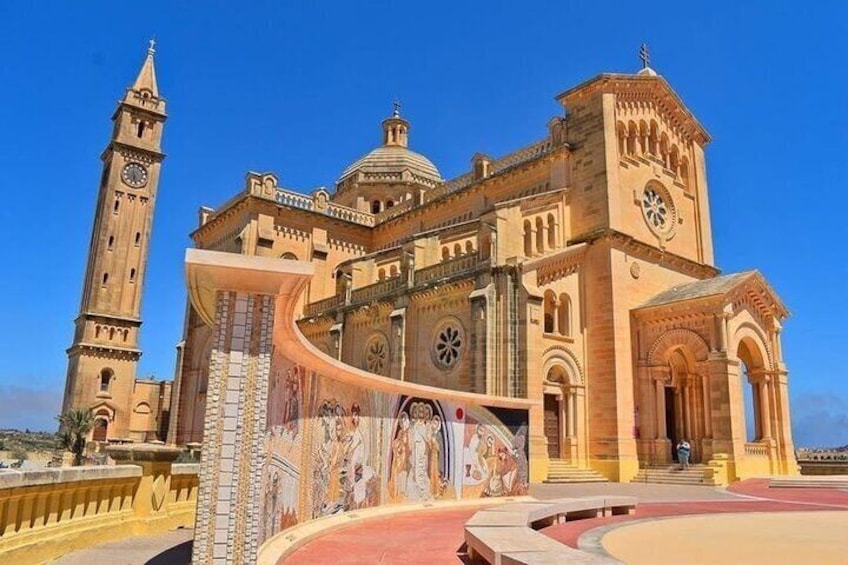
{"left": 655, "top": 378, "right": 666, "bottom": 439}
{"left": 184, "top": 250, "right": 313, "bottom": 565}
{"left": 389, "top": 308, "right": 406, "bottom": 381}
{"left": 759, "top": 379, "right": 772, "bottom": 439}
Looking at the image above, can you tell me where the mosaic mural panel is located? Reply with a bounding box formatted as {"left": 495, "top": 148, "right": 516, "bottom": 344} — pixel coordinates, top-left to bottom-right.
{"left": 259, "top": 352, "right": 529, "bottom": 546}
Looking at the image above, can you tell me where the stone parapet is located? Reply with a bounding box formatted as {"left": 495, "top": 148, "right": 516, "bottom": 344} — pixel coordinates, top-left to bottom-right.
{"left": 0, "top": 450, "right": 197, "bottom": 565}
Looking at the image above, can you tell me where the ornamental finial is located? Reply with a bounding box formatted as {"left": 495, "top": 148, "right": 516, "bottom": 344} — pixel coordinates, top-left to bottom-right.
{"left": 639, "top": 43, "right": 650, "bottom": 69}
{"left": 148, "top": 38, "right": 156, "bottom": 56}
{"left": 392, "top": 99, "right": 401, "bottom": 118}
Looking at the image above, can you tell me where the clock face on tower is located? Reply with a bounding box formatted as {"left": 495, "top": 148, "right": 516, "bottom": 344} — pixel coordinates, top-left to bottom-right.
{"left": 121, "top": 162, "right": 148, "bottom": 188}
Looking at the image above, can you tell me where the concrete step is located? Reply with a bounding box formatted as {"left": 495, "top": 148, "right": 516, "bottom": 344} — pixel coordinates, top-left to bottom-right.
{"left": 544, "top": 460, "right": 609, "bottom": 483}
{"left": 633, "top": 465, "right": 711, "bottom": 485}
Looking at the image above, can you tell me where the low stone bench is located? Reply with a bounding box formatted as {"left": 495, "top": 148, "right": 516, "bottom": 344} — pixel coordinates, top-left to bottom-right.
{"left": 464, "top": 496, "right": 634, "bottom": 564}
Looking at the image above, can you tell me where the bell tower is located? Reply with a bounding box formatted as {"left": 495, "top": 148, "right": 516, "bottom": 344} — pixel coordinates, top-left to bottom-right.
{"left": 62, "top": 41, "right": 167, "bottom": 442}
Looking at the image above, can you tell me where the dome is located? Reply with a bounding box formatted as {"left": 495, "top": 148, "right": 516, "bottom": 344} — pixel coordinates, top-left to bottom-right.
{"left": 336, "top": 105, "right": 442, "bottom": 188}
{"left": 338, "top": 145, "right": 442, "bottom": 185}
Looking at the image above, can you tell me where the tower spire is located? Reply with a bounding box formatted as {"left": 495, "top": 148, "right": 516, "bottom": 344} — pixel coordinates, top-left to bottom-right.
{"left": 131, "top": 39, "right": 159, "bottom": 97}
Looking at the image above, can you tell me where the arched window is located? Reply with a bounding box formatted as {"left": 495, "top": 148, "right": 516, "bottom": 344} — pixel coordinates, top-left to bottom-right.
{"left": 442, "top": 246, "right": 450, "bottom": 261}
{"left": 465, "top": 241, "right": 474, "bottom": 255}
{"left": 378, "top": 268, "right": 386, "bottom": 281}
{"left": 92, "top": 413, "right": 109, "bottom": 442}
{"left": 108, "top": 236, "right": 114, "bottom": 250}
{"left": 547, "top": 214, "right": 556, "bottom": 249}
{"left": 558, "top": 293, "right": 572, "bottom": 336}
{"left": 95, "top": 326, "right": 101, "bottom": 339}
{"left": 129, "top": 268, "right": 136, "bottom": 282}
{"left": 99, "top": 368, "right": 113, "bottom": 392}
{"left": 113, "top": 200, "right": 119, "bottom": 213}
{"left": 639, "top": 121, "right": 648, "bottom": 154}
{"left": 123, "top": 329, "right": 128, "bottom": 342}
{"left": 136, "top": 121, "right": 145, "bottom": 138}
{"left": 102, "top": 273, "right": 109, "bottom": 286}
{"left": 134, "top": 232, "right": 141, "bottom": 246}
{"left": 535, "top": 217, "right": 545, "bottom": 254}
{"left": 386, "top": 199, "right": 394, "bottom": 209}
{"left": 371, "top": 200, "right": 381, "bottom": 214}
{"left": 523, "top": 220, "right": 533, "bottom": 256}
{"left": 453, "top": 243, "right": 462, "bottom": 257}
{"left": 389, "top": 265, "right": 398, "bottom": 278}
{"left": 281, "top": 252, "right": 298, "bottom": 261}
{"left": 543, "top": 291, "right": 557, "bottom": 333}
{"left": 626, "top": 121, "right": 638, "bottom": 154}
{"left": 648, "top": 121, "right": 659, "bottom": 155}
{"left": 109, "top": 328, "right": 115, "bottom": 340}
{"left": 134, "top": 402, "right": 151, "bottom": 414}
{"left": 670, "top": 145, "right": 680, "bottom": 176}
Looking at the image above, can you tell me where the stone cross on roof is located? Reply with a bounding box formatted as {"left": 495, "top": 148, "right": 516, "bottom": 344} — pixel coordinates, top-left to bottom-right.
{"left": 639, "top": 43, "right": 650, "bottom": 69}
{"left": 393, "top": 99, "right": 401, "bottom": 118}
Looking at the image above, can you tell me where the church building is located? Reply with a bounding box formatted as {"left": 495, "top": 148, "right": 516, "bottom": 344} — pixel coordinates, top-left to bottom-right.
{"left": 65, "top": 44, "right": 798, "bottom": 482}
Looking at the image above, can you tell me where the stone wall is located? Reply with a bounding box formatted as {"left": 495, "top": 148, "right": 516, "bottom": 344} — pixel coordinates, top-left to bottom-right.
{"left": 0, "top": 461, "right": 198, "bottom": 564}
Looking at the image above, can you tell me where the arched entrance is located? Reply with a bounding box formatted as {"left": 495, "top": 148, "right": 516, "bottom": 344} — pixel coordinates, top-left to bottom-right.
{"left": 92, "top": 410, "right": 109, "bottom": 442}
{"left": 643, "top": 329, "right": 712, "bottom": 466}
{"left": 543, "top": 363, "right": 584, "bottom": 464}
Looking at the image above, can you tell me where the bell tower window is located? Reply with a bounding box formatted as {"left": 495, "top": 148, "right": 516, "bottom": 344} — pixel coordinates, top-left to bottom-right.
{"left": 99, "top": 368, "right": 113, "bottom": 392}
{"left": 137, "top": 121, "right": 145, "bottom": 138}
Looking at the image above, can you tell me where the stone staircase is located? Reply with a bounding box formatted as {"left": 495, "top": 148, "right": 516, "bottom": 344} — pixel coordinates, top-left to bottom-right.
{"left": 544, "top": 459, "right": 609, "bottom": 483}
{"left": 633, "top": 464, "right": 714, "bottom": 486}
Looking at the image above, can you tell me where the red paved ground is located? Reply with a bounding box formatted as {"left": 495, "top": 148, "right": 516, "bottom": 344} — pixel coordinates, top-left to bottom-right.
{"left": 283, "top": 481, "right": 848, "bottom": 564}
{"left": 542, "top": 479, "right": 848, "bottom": 548}
{"left": 283, "top": 507, "right": 480, "bottom": 565}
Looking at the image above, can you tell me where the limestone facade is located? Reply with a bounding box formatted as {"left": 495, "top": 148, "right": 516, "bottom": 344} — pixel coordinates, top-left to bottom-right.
{"left": 61, "top": 44, "right": 170, "bottom": 444}
{"left": 169, "top": 62, "right": 798, "bottom": 482}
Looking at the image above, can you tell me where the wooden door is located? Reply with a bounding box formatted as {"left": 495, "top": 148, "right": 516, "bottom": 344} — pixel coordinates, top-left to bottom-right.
{"left": 544, "top": 394, "right": 561, "bottom": 459}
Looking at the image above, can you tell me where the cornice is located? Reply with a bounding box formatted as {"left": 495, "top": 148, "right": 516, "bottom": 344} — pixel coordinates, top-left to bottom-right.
{"left": 66, "top": 343, "right": 142, "bottom": 361}
{"left": 569, "top": 228, "right": 719, "bottom": 279}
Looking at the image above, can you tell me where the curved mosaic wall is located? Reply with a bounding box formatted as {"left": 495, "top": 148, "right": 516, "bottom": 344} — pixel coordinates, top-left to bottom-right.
{"left": 260, "top": 354, "right": 529, "bottom": 544}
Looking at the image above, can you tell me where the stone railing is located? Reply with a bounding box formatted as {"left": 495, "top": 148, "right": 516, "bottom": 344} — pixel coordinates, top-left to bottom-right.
{"left": 303, "top": 294, "right": 345, "bottom": 317}
{"left": 744, "top": 442, "right": 769, "bottom": 457}
{"left": 415, "top": 254, "right": 480, "bottom": 284}
{"left": 0, "top": 445, "right": 198, "bottom": 565}
{"left": 374, "top": 198, "right": 416, "bottom": 223}
{"left": 351, "top": 276, "right": 405, "bottom": 302}
{"left": 274, "top": 188, "right": 375, "bottom": 227}
{"left": 426, "top": 138, "right": 556, "bottom": 202}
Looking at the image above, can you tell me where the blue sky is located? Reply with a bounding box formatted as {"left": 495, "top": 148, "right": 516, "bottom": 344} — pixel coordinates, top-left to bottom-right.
{"left": 0, "top": 1, "right": 845, "bottom": 447}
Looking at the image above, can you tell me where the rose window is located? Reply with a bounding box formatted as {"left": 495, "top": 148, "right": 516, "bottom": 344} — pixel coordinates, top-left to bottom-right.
{"left": 364, "top": 334, "right": 388, "bottom": 374}
{"left": 433, "top": 320, "right": 464, "bottom": 370}
{"left": 642, "top": 188, "right": 668, "bottom": 230}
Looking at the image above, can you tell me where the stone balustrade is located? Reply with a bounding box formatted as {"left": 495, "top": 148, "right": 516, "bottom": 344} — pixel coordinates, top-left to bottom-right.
{"left": 0, "top": 445, "right": 198, "bottom": 565}
{"left": 303, "top": 254, "right": 485, "bottom": 317}
{"left": 350, "top": 276, "right": 405, "bottom": 302}
{"left": 303, "top": 293, "right": 345, "bottom": 317}
{"left": 274, "top": 188, "right": 376, "bottom": 227}
{"left": 415, "top": 254, "right": 480, "bottom": 284}
{"left": 744, "top": 442, "right": 769, "bottom": 457}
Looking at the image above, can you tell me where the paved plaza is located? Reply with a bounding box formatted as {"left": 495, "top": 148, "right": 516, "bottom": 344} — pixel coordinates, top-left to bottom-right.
{"left": 51, "top": 480, "right": 848, "bottom": 564}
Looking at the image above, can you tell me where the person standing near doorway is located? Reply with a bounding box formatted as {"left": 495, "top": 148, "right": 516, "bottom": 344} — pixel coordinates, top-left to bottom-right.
{"left": 676, "top": 439, "right": 691, "bottom": 470}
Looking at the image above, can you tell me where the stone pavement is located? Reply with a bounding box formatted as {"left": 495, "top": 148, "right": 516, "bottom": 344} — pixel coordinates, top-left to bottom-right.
{"left": 49, "top": 528, "right": 193, "bottom": 565}
{"left": 47, "top": 480, "right": 848, "bottom": 564}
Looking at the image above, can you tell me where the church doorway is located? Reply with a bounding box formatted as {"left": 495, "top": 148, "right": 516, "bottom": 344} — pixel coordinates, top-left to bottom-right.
{"left": 543, "top": 394, "right": 561, "bottom": 459}
{"left": 92, "top": 417, "right": 108, "bottom": 442}
{"left": 664, "top": 387, "right": 678, "bottom": 461}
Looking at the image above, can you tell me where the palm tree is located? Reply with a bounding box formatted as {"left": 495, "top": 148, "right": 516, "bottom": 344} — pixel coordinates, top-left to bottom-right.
{"left": 56, "top": 409, "right": 94, "bottom": 466}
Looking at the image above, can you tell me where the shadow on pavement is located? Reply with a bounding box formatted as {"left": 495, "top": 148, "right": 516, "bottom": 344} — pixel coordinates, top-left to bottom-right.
{"left": 146, "top": 540, "right": 193, "bottom": 565}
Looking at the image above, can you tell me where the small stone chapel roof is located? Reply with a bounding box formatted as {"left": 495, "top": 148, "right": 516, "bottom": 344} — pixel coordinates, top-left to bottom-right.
{"left": 639, "top": 271, "right": 758, "bottom": 309}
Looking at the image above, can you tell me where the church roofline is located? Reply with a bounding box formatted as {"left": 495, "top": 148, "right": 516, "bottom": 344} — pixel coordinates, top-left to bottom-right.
{"left": 555, "top": 72, "right": 711, "bottom": 145}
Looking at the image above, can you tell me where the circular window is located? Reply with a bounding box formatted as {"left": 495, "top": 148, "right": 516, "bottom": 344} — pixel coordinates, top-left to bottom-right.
{"left": 432, "top": 318, "right": 465, "bottom": 371}
{"left": 363, "top": 333, "right": 389, "bottom": 375}
{"left": 641, "top": 183, "right": 676, "bottom": 238}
